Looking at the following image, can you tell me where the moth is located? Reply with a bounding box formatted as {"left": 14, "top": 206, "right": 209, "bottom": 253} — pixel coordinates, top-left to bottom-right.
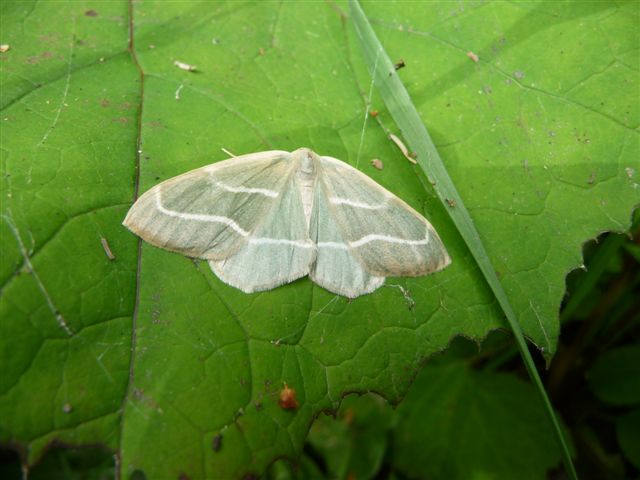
{"left": 123, "top": 148, "right": 450, "bottom": 298}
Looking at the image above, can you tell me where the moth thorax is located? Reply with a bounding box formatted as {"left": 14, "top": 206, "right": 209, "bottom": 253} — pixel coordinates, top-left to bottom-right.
{"left": 299, "top": 150, "right": 316, "bottom": 175}
{"left": 295, "top": 151, "right": 316, "bottom": 229}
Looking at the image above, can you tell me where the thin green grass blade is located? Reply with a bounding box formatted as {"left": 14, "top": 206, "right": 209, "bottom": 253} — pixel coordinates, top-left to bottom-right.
{"left": 349, "top": 1, "right": 577, "bottom": 478}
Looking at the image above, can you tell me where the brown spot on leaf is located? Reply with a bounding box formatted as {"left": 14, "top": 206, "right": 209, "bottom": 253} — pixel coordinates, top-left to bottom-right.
{"left": 278, "top": 383, "right": 299, "bottom": 410}
{"left": 342, "top": 408, "right": 355, "bottom": 425}
{"left": 39, "top": 34, "right": 59, "bottom": 43}
{"left": 212, "top": 434, "right": 222, "bottom": 452}
{"left": 85, "top": 9, "right": 99, "bottom": 17}
{"left": 100, "top": 99, "right": 110, "bottom": 107}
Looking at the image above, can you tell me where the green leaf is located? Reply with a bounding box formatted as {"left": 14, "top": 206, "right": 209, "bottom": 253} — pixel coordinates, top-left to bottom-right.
{"left": 617, "top": 408, "right": 640, "bottom": 470}
{"left": 391, "top": 362, "right": 564, "bottom": 480}
{"left": 588, "top": 346, "right": 640, "bottom": 406}
{"left": 305, "top": 394, "right": 392, "bottom": 479}
{"left": 267, "top": 456, "right": 325, "bottom": 480}
{"left": 297, "top": 356, "right": 566, "bottom": 480}
{"left": 1, "top": 1, "right": 637, "bottom": 478}
{"left": 347, "top": 0, "right": 639, "bottom": 356}
{"left": 28, "top": 446, "right": 114, "bottom": 480}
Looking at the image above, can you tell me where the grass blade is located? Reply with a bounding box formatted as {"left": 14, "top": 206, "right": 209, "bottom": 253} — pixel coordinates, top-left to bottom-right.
{"left": 349, "top": 1, "right": 577, "bottom": 478}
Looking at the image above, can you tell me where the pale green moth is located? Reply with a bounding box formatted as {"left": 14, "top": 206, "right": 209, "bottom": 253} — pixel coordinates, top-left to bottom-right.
{"left": 123, "top": 148, "right": 450, "bottom": 298}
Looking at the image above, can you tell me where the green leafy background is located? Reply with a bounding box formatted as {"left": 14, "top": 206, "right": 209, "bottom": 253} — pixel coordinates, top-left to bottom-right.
{"left": 1, "top": 1, "right": 637, "bottom": 478}
{"left": 302, "top": 341, "right": 563, "bottom": 480}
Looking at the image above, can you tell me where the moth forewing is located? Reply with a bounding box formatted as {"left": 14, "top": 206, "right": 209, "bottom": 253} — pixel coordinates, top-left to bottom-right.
{"left": 123, "top": 151, "right": 293, "bottom": 261}
{"left": 361, "top": 195, "right": 451, "bottom": 277}
{"left": 317, "top": 155, "right": 450, "bottom": 278}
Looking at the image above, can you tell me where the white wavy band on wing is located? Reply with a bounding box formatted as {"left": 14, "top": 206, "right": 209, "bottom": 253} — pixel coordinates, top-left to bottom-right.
{"left": 318, "top": 232, "right": 429, "bottom": 250}
{"left": 350, "top": 233, "right": 429, "bottom": 248}
{"left": 329, "top": 197, "right": 386, "bottom": 210}
{"left": 156, "top": 189, "right": 250, "bottom": 236}
{"left": 249, "top": 237, "right": 314, "bottom": 248}
{"left": 317, "top": 241, "right": 350, "bottom": 250}
{"left": 213, "top": 180, "right": 279, "bottom": 198}
{"left": 157, "top": 190, "right": 314, "bottom": 247}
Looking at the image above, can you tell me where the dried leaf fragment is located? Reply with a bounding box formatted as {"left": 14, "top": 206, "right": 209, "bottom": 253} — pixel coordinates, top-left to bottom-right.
{"left": 100, "top": 237, "right": 115, "bottom": 260}
{"left": 388, "top": 133, "right": 417, "bottom": 164}
{"left": 174, "top": 60, "right": 197, "bottom": 72}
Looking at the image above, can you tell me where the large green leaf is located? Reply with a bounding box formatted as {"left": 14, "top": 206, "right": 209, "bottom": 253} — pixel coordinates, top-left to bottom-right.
{"left": 587, "top": 346, "right": 640, "bottom": 406}
{"left": 304, "top": 393, "right": 392, "bottom": 479}
{"left": 273, "top": 340, "right": 566, "bottom": 480}
{"left": 1, "top": 1, "right": 637, "bottom": 478}
{"left": 390, "top": 361, "right": 564, "bottom": 480}
{"left": 617, "top": 409, "right": 640, "bottom": 470}
{"left": 299, "top": 358, "right": 566, "bottom": 480}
